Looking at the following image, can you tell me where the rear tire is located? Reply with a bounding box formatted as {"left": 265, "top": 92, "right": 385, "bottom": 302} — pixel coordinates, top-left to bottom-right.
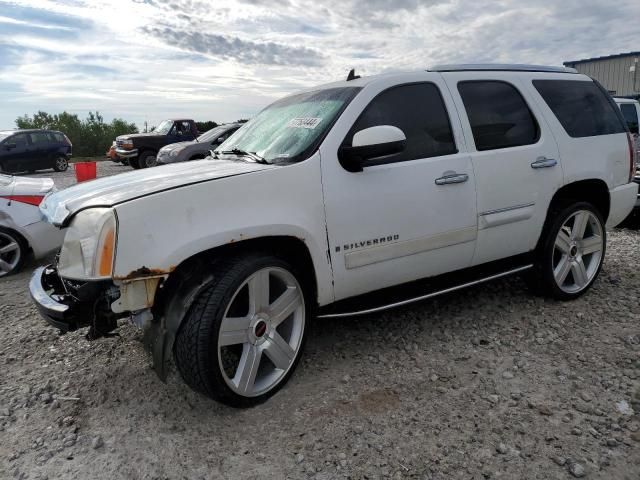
{"left": 53, "top": 156, "right": 69, "bottom": 172}
{"left": 174, "top": 253, "right": 309, "bottom": 407}
{"left": 529, "top": 201, "right": 606, "bottom": 300}
{"left": 0, "top": 227, "right": 27, "bottom": 278}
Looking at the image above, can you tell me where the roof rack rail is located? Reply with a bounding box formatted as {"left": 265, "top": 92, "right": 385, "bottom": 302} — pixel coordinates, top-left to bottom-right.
{"left": 429, "top": 64, "right": 578, "bottom": 74}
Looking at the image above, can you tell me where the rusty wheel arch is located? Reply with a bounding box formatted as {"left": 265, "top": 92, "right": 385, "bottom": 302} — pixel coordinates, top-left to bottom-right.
{"left": 145, "top": 235, "right": 318, "bottom": 380}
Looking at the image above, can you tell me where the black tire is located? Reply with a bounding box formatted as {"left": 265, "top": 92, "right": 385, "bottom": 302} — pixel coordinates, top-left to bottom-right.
{"left": 174, "top": 253, "right": 310, "bottom": 407}
{"left": 529, "top": 201, "right": 606, "bottom": 300}
{"left": 0, "top": 227, "right": 28, "bottom": 278}
{"left": 53, "top": 156, "right": 69, "bottom": 172}
{"left": 138, "top": 151, "right": 157, "bottom": 168}
{"left": 129, "top": 157, "right": 141, "bottom": 169}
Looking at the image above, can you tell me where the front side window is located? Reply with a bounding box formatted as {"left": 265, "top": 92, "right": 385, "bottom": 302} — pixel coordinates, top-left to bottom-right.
{"left": 11, "top": 134, "right": 28, "bottom": 147}
{"left": 620, "top": 104, "right": 639, "bottom": 134}
{"left": 458, "top": 81, "right": 539, "bottom": 151}
{"left": 218, "top": 87, "right": 361, "bottom": 164}
{"left": 533, "top": 80, "right": 625, "bottom": 138}
{"left": 344, "top": 83, "right": 457, "bottom": 162}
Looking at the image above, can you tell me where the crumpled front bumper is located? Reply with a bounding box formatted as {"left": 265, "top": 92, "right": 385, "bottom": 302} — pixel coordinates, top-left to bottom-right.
{"left": 29, "top": 265, "right": 113, "bottom": 334}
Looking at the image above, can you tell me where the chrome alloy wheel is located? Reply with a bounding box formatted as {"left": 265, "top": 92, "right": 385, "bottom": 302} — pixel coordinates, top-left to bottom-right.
{"left": 552, "top": 210, "right": 604, "bottom": 294}
{"left": 218, "top": 267, "right": 305, "bottom": 397}
{"left": 0, "top": 231, "right": 22, "bottom": 277}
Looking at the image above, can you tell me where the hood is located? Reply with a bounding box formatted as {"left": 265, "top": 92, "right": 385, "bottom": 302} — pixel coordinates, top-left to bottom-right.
{"left": 0, "top": 174, "right": 55, "bottom": 196}
{"left": 117, "top": 132, "right": 164, "bottom": 141}
{"left": 159, "top": 140, "right": 195, "bottom": 152}
{"left": 40, "top": 159, "right": 275, "bottom": 226}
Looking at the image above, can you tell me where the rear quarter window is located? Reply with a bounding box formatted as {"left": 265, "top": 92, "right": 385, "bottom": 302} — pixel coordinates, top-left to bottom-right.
{"left": 619, "top": 104, "right": 639, "bottom": 133}
{"left": 533, "top": 80, "right": 626, "bottom": 138}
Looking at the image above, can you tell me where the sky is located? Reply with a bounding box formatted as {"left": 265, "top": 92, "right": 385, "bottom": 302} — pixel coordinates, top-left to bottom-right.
{"left": 0, "top": 0, "right": 638, "bottom": 130}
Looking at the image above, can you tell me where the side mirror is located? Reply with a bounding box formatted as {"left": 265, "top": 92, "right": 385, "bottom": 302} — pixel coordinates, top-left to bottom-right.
{"left": 629, "top": 123, "right": 639, "bottom": 135}
{"left": 338, "top": 125, "right": 406, "bottom": 172}
{"left": 5, "top": 142, "right": 16, "bottom": 150}
{"left": 215, "top": 137, "right": 225, "bottom": 144}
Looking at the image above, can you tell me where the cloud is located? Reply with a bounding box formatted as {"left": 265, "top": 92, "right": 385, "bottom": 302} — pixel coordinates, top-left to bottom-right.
{"left": 0, "top": 0, "right": 639, "bottom": 131}
{"left": 140, "top": 25, "right": 325, "bottom": 66}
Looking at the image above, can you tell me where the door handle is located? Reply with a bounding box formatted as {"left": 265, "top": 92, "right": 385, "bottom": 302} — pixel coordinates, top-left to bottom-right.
{"left": 531, "top": 157, "right": 557, "bottom": 169}
{"left": 435, "top": 173, "right": 469, "bottom": 185}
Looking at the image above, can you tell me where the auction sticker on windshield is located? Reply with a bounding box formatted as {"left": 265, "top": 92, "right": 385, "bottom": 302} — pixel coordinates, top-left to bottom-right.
{"left": 287, "top": 117, "right": 322, "bottom": 129}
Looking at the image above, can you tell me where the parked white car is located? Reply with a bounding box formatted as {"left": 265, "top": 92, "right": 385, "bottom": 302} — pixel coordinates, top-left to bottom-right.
{"left": 30, "top": 65, "right": 638, "bottom": 406}
{"left": 0, "top": 174, "right": 64, "bottom": 277}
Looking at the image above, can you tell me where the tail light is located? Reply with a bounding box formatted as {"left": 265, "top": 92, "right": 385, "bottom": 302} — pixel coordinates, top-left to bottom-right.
{"left": 1, "top": 195, "right": 45, "bottom": 206}
{"left": 627, "top": 132, "right": 638, "bottom": 182}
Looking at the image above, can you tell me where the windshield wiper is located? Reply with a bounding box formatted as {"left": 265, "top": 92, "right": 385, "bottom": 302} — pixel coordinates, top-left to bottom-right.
{"left": 219, "top": 148, "right": 270, "bottom": 164}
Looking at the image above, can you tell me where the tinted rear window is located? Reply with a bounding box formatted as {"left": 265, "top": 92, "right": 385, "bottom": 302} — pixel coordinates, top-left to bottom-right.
{"left": 457, "top": 81, "right": 539, "bottom": 151}
{"left": 533, "top": 80, "right": 625, "bottom": 138}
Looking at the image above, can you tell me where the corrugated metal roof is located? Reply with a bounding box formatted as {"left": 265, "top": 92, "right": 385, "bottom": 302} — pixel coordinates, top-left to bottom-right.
{"left": 564, "top": 51, "right": 640, "bottom": 66}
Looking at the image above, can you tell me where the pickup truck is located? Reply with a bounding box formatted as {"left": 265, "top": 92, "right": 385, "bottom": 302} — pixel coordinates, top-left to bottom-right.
{"left": 115, "top": 119, "right": 199, "bottom": 169}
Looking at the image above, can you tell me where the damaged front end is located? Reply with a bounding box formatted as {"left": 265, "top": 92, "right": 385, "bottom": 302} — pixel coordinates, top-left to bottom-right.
{"left": 30, "top": 264, "right": 123, "bottom": 339}
{"left": 30, "top": 260, "right": 189, "bottom": 381}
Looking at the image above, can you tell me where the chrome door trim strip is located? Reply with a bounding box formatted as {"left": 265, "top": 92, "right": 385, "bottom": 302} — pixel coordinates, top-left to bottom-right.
{"left": 317, "top": 264, "right": 533, "bottom": 319}
{"left": 479, "top": 202, "right": 535, "bottom": 216}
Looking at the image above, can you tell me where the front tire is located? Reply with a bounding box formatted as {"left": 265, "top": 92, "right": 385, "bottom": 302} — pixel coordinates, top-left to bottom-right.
{"left": 0, "top": 228, "right": 27, "bottom": 278}
{"left": 175, "top": 254, "right": 308, "bottom": 407}
{"left": 532, "top": 201, "right": 606, "bottom": 300}
{"left": 139, "top": 151, "right": 157, "bottom": 168}
{"left": 129, "top": 157, "right": 141, "bottom": 169}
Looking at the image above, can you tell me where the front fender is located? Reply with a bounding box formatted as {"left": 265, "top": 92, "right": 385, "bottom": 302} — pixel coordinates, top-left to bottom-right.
{"left": 111, "top": 157, "right": 333, "bottom": 305}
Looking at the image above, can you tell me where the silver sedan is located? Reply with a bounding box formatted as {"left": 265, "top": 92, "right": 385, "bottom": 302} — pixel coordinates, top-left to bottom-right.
{"left": 156, "top": 123, "right": 242, "bottom": 165}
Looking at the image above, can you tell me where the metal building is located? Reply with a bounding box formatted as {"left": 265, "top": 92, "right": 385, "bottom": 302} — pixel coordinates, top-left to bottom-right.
{"left": 564, "top": 51, "right": 640, "bottom": 98}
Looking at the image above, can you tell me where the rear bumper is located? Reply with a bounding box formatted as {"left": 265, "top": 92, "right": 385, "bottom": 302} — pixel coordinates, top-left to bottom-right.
{"left": 115, "top": 148, "right": 138, "bottom": 159}
{"left": 607, "top": 182, "right": 639, "bottom": 228}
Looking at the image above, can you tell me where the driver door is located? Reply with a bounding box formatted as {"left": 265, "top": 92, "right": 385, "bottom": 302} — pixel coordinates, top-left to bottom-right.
{"left": 320, "top": 78, "right": 478, "bottom": 301}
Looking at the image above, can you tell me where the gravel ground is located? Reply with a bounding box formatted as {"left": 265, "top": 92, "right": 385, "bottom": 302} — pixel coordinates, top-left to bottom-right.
{"left": 28, "top": 161, "right": 130, "bottom": 189}
{"left": 1, "top": 165, "right": 639, "bottom": 479}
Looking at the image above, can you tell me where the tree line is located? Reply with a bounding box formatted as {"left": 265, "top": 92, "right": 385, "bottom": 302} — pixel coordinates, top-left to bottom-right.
{"left": 14, "top": 112, "right": 229, "bottom": 157}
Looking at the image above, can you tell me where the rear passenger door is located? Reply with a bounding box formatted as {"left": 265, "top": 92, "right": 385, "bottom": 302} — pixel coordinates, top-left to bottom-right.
{"left": 442, "top": 73, "right": 563, "bottom": 266}
{"left": 28, "top": 131, "right": 54, "bottom": 169}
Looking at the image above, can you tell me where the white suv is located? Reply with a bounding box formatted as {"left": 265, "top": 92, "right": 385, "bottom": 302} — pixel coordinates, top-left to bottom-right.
{"left": 31, "top": 64, "right": 638, "bottom": 406}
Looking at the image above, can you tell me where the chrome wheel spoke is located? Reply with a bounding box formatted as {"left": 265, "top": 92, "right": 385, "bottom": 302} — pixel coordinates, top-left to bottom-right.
{"left": 571, "top": 211, "right": 589, "bottom": 240}
{"left": 554, "top": 255, "right": 572, "bottom": 285}
{"left": 264, "top": 332, "right": 295, "bottom": 370}
{"left": 233, "top": 344, "right": 262, "bottom": 395}
{"left": 579, "top": 235, "right": 602, "bottom": 255}
{"left": 248, "top": 270, "right": 270, "bottom": 314}
{"left": 0, "top": 241, "right": 18, "bottom": 255}
{"left": 268, "top": 286, "right": 301, "bottom": 327}
{"left": 0, "top": 258, "right": 12, "bottom": 273}
{"left": 571, "top": 259, "right": 589, "bottom": 288}
{"left": 219, "top": 316, "right": 252, "bottom": 346}
{"left": 555, "top": 231, "right": 571, "bottom": 254}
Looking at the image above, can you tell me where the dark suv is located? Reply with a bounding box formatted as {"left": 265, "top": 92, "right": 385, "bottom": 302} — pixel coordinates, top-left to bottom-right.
{"left": 0, "top": 129, "right": 72, "bottom": 173}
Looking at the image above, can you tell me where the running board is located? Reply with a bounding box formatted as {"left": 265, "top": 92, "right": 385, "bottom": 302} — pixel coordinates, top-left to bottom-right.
{"left": 317, "top": 264, "right": 533, "bottom": 319}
